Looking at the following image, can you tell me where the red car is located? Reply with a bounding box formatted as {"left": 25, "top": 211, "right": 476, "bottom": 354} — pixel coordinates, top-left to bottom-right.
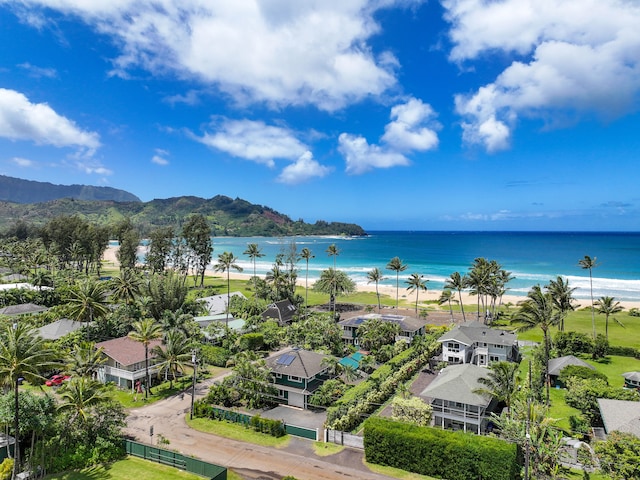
{"left": 45, "top": 374, "right": 70, "bottom": 387}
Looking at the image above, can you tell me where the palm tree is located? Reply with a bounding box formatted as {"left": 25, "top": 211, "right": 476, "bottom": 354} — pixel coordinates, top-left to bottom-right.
{"left": 57, "top": 377, "right": 110, "bottom": 423}
{"left": 578, "top": 255, "right": 598, "bottom": 340}
{"left": 513, "top": 285, "right": 561, "bottom": 406}
{"left": 152, "top": 330, "right": 192, "bottom": 388}
{"left": 313, "top": 268, "right": 356, "bottom": 318}
{"left": 445, "top": 272, "right": 468, "bottom": 322}
{"left": 110, "top": 268, "right": 143, "bottom": 306}
{"left": 300, "top": 248, "right": 314, "bottom": 309}
{"left": 438, "top": 289, "right": 458, "bottom": 321}
{"left": 0, "top": 324, "right": 58, "bottom": 478}
{"left": 594, "top": 296, "right": 624, "bottom": 342}
{"left": 546, "top": 276, "right": 577, "bottom": 332}
{"left": 386, "top": 257, "right": 408, "bottom": 309}
{"left": 128, "top": 319, "right": 163, "bottom": 399}
{"left": 243, "top": 243, "right": 264, "bottom": 290}
{"left": 367, "top": 267, "right": 385, "bottom": 311}
{"left": 66, "top": 341, "right": 106, "bottom": 379}
{"left": 320, "top": 356, "right": 343, "bottom": 378}
{"left": 326, "top": 244, "right": 340, "bottom": 268}
{"left": 405, "top": 273, "right": 428, "bottom": 314}
{"left": 214, "top": 252, "right": 244, "bottom": 327}
{"left": 66, "top": 279, "right": 111, "bottom": 322}
{"left": 473, "top": 361, "right": 520, "bottom": 418}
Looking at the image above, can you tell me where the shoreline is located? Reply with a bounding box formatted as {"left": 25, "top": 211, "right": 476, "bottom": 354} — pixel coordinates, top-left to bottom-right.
{"left": 103, "top": 246, "right": 640, "bottom": 310}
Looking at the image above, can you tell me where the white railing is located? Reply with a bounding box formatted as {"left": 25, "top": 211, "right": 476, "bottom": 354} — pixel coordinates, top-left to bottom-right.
{"left": 100, "top": 365, "right": 162, "bottom": 381}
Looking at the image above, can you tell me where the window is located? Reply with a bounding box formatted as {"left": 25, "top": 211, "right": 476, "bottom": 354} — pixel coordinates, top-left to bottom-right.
{"left": 275, "top": 373, "right": 282, "bottom": 378}
{"left": 289, "top": 375, "right": 301, "bottom": 382}
{"left": 489, "top": 355, "right": 500, "bottom": 363}
{"left": 278, "top": 390, "right": 286, "bottom": 398}
{"left": 447, "top": 342, "right": 460, "bottom": 352}
{"left": 447, "top": 356, "right": 461, "bottom": 363}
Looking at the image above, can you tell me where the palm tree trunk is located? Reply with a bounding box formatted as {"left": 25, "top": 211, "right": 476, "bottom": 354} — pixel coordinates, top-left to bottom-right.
{"left": 376, "top": 282, "right": 381, "bottom": 311}
{"left": 544, "top": 329, "right": 550, "bottom": 407}
{"left": 589, "top": 272, "right": 596, "bottom": 340}
{"left": 145, "top": 345, "right": 150, "bottom": 399}
{"left": 458, "top": 289, "right": 466, "bottom": 321}
{"left": 13, "top": 379, "right": 20, "bottom": 479}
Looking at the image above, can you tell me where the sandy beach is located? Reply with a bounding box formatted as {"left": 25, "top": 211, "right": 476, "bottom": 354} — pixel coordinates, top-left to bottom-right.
{"left": 103, "top": 245, "right": 640, "bottom": 310}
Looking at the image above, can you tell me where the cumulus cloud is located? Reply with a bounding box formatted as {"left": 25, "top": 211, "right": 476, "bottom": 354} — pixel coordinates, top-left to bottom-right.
{"left": 340, "top": 97, "right": 439, "bottom": 174}
{"left": 198, "top": 119, "right": 308, "bottom": 168}
{"left": 0, "top": 88, "right": 100, "bottom": 155}
{"left": 276, "top": 151, "right": 332, "bottom": 184}
{"left": 12, "top": 0, "right": 422, "bottom": 110}
{"left": 444, "top": 0, "right": 640, "bottom": 151}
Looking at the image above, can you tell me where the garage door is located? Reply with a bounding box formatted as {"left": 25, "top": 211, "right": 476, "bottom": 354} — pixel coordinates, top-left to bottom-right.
{"left": 288, "top": 392, "right": 305, "bottom": 408}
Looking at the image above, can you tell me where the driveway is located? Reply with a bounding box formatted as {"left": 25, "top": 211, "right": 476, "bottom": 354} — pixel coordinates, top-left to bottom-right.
{"left": 124, "top": 372, "right": 395, "bottom": 480}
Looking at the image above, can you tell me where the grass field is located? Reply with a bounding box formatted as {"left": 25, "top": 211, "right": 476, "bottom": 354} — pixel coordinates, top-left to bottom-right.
{"left": 43, "top": 456, "right": 206, "bottom": 480}
{"left": 186, "top": 416, "right": 291, "bottom": 448}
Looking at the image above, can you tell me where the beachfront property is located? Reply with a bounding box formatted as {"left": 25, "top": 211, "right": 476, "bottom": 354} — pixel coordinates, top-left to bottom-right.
{"left": 419, "top": 363, "right": 497, "bottom": 434}
{"left": 437, "top": 321, "right": 518, "bottom": 367}
{"left": 261, "top": 299, "right": 297, "bottom": 326}
{"left": 338, "top": 313, "right": 428, "bottom": 347}
{"left": 197, "top": 291, "right": 246, "bottom": 315}
{"left": 95, "top": 336, "right": 163, "bottom": 390}
{"left": 548, "top": 355, "right": 595, "bottom": 387}
{"left": 265, "top": 347, "right": 331, "bottom": 409}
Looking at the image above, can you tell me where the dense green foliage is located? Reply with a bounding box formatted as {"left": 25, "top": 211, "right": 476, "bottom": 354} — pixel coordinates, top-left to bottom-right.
{"left": 363, "top": 417, "right": 520, "bottom": 480}
{"left": 595, "top": 431, "right": 640, "bottom": 480}
{"left": 0, "top": 195, "right": 366, "bottom": 236}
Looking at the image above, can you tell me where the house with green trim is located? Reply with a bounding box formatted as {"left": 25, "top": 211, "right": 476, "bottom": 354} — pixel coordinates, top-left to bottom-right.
{"left": 265, "top": 348, "right": 331, "bottom": 409}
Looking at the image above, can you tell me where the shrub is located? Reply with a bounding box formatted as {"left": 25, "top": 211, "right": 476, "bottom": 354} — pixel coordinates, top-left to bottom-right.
{"left": 558, "top": 365, "right": 609, "bottom": 385}
{"left": 0, "top": 458, "right": 13, "bottom": 480}
{"left": 592, "top": 334, "right": 609, "bottom": 359}
{"left": 608, "top": 345, "right": 640, "bottom": 358}
{"left": 199, "top": 345, "right": 231, "bottom": 367}
{"left": 554, "top": 331, "right": 593, "bottom": 356}
{"left": 238, "top": 333, "right": 265, "bottom": 351}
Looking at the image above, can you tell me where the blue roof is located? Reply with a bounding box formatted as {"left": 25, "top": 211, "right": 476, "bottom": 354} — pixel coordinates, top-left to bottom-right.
{"left": 339, "top": 357, "right": 359, "bottom": 369}
{"left": 351, "top": 351, "right": 364, "bottom": 362}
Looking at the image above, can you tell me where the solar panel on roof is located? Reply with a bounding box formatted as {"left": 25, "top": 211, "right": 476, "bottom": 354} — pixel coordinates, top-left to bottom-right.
{"left": 276, "top": 354, "right": 295, "bottom": 366}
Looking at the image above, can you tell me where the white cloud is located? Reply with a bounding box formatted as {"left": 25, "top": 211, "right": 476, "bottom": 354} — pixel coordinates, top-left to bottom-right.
{"left": 444, "top": 0, "right": 640, "bottom": 151}
{"left": 381, "top": 98, "right": 439, "bottom": 151}
{"left": 0, "top": 88, "right": 100, "bottom": 155}
{"left": 198, "top": 119, "right": 308, "bottom": 167}
{"left": 9, "top": 157, "right": 36, "bottom": 167}
{"left": 72, "top": 160, "right": 112, "bottom": 176}
{"left": 339, "top": 96, "right": 438, "bottom": 174}
{"left": 276, "top": 151, "right": 332, "bottom": 184}
{"left": 339, "top": 133, "right": 409, "bottom": 174}
{"left": 18, "top": 62, "right": 57, "bottom": 78}
{"left": 13, "top": 0, "right": 422, "bottom": 110}
{"left": 151, "top": 149, "right": 169, "bottom": 165}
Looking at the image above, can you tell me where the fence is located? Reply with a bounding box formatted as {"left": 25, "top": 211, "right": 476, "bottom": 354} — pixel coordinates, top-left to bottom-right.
{"left": 211, "top": 407, "right": 319, "bottom": 441}
{"left": 125, "top": 439, "right": 227, "bottom": 480}
{"left": 326, "top": 429, "right": 364, "bottom": 449}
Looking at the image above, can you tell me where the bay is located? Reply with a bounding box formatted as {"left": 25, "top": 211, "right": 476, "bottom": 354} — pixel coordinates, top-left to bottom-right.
{"left": 208, "top": 231, "right": 640, "bottom": 303}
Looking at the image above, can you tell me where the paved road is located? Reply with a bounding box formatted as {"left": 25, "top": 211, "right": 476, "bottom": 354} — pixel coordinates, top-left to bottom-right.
{"left": 124, "top": 376, "right": 395, "bottom": 480}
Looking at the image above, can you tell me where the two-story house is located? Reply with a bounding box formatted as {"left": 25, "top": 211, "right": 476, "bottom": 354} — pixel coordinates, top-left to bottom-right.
{"left": 95, "top": 336, "right": 163, "bottom": 390}
{"left": 438, "top": 321, "right": 518, "bottom": 367}
{"left": 419, "top": 363, "right": 497, "bottom": 434}
{"left": 265, "top": 348, "right": 331, "bottom": 409}
{"left": 338, "top": 313, "right": 428, "bottom": 347}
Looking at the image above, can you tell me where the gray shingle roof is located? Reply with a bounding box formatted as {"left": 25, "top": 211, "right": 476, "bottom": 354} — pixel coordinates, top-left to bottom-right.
{"left": 37, "top": 319, "right": 86, "bottom": 340}
{"left": 420, "top": 364, "right": 492, "bottom": 406}
{"left": 266, "top": 348, "right": 330, "bottom": 379}
{"left": 198, "top": 292, "right": 246, "bottom": 315}
{"left": 262, "top": 300, "right": 297, "bottom": 325}
{"left": 438, "top": 322, "right": 517, "bottom": 347}
{"left": 338, "top": 313, "right": 428, "bottom": 333}
{"left": 548, "top": 355, "right": 594, "bottom": 377}
{"left": 598, "top": 398, "right": 640, "bottom": 437}
{"left": 623, "top": 371, "right": 640, "bottom": 382}
{"left": 0, "top": 302, "right": 48, "bottom": 316}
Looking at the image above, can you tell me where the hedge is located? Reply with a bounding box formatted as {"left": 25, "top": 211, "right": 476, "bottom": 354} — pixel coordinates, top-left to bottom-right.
{"left": 363, "top": 417, "right": 520, "bottom": 480}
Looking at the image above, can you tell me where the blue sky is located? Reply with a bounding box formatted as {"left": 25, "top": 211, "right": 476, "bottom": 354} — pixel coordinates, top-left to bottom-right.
{"left": 1, "top": 0, "right": 639, "bottom": 232}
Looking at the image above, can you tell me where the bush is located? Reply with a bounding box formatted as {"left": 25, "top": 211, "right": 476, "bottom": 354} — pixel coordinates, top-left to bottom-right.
{"left": 554, "top": 331, "right": 593, "bottom": 356}
{"left": 592, "top": 334, "right": 609, "bottom": 359}
{"left": 364, "top": 417, "right": 519, "bottom": 480}
{"left": 558, "top": 365, "right": 609, "bottom": 385}
{"left": 608, "top": 345, "right": 640, "bottom": 358}
{"left": 0, "top": 458, "right": 13, "bottom": 480}
{"left": 248, "top": 415, "right": 286, "bottom": 437}
{"left": 199, "top": 345, "right": 231, "bottom": 367}
{"left": 238, "top": 333, "right": 265, "bottom": 351}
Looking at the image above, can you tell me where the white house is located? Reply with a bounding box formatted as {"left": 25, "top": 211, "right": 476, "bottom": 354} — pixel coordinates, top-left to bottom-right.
{"left": 437, "top": 321, "right": 518, "bottom": 367}
{"left": 95, "top": 336, "right": 163, "bottom": 390}
{"left": 338, "top": 313, "right": 428, "bottom": 347}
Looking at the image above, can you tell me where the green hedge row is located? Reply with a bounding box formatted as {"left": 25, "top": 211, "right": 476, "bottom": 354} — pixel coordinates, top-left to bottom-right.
{"left": 193, "top": 402, "right": 285, "bottom": 437}
{"left": 364, "top": 417, "right": 520, "bottom": 480}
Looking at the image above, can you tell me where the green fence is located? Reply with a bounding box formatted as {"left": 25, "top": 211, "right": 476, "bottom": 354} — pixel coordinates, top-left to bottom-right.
{"left": 285, "top": 424, "right": 317, "bottom": 440}
{"left": 211, "top": 406, "right": 318, "bottom": 441}
{"left": 124, "top": 439, "right": 226, "bottom": 480}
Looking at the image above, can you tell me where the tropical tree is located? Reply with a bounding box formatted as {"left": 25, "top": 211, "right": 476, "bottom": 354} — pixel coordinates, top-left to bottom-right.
{"left": 230, "top": 352, "right": 277, "bottom": 409}
{"left": 181, "top": 214, "right": 213, "bottom": 287}
{"left": 144, "top": 271, "right": 189, "bottom": 320}
{"left": 151, "top": 330, "right": 192, "bottom": 388}
{"left": 214, "top": 252, "right": 244, "bottom": 327}
{"left": 243, "top": 243, "right": 264, "bottom": 290}
{"left": 313, "top": 268, "right": 356, "bottom": 318}
{"left": 326, "top": 243, "right": 340, "bottom": 268}
{"left": 513, "top": 285, "right": 561, "bottom": 406}
{"left": 0, "top": 323, "right": 58, "bottom": 477}
{"left": 128, "top": 319, "right": 163, "bottom": 399}
{"left": 57, "top": 377, "right": 111, "bottom": 423}
{"left": 546, "top": 275, "right": 577, "bottom": 332}
{"left": 320, "top": 356, "right": 343, "bottom": 378}
{"left": 445, "top": 272, "right": 468, "bottom": 322}
{"left": 145, "top": 226, "right": 175, "bottom": 273}
{"left": 357, "top": 318, "right": 400, "bottom": 352}
{"left": 578, "top": 255, "right": 598, "bottom": 340}
{"left": 66, "top": 279, "right": 111, "bottom": 323}
{"left": 110, "top": 268, "right": 143, "bottom": 306}
{"left": 66, "top": 341, "right": 106, "bottom": 379}
{"left": 595, "top": 296, "right": 624, "bottom": 342}
{"left": 300, "top": 247, "right": 314, "bottom": 309}
{"left": 367, "top": 267, "right": 385, "bottom": 311}
{"left": 473, "top": 361, "right": 519, "bottom": 418}
{"left": 386, "top": 257, "right": 408, "bottom": 309}
{"left": 438, "top": 289, "right": 458, "bottom": 321}
{"left": 405, "top": 273, "right": 428, "bottom": 313}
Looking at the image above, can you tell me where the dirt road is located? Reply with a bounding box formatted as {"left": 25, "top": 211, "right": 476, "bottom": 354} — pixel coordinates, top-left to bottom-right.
{"left": 124, "top": 378, "right": 395, "bottom": 480}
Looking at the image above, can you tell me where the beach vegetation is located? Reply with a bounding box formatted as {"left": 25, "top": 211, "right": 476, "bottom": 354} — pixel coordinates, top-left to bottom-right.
{"left": 578, "top": 255, "right": 599, "bottom": 340}
{"left": 405, "top": 273, "right": 428, "bottom": 314}
{"left": 444, "top": 272, "right": 469, "bottom": 321}
{"left": 386, "top": 256, "right": 408, "bottom": 309}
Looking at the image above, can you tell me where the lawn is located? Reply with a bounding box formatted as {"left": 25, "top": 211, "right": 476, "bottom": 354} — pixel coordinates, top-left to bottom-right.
{"left": 43, "top": 456, "right": 206, "bottom": 480}
{"left": 186, "top": 416, "right": 291, "bottom": 448}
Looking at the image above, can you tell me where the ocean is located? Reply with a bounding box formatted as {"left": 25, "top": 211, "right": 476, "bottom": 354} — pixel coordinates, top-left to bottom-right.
{"left": 207, "top": 231, "right": 640, "bottom": 303}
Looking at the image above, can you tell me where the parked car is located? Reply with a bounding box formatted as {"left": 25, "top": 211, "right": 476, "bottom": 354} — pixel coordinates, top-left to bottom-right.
{"left": 45, "top": 374, "right": 70, "bottom": 387}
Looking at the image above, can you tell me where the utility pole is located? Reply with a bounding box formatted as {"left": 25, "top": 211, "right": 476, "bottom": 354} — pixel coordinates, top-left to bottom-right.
{"left": 190, "top": 350, "right": 197, "bottom": 420}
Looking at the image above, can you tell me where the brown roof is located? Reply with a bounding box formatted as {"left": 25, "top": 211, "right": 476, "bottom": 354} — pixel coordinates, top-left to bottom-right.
{"left": 95, "top": 336, "right": 162, "bottom": 367}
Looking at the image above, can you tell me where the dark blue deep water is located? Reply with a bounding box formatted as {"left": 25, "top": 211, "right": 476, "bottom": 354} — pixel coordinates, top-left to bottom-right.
{"left": 198, "top": 232, "right": 640, "bottom": 301}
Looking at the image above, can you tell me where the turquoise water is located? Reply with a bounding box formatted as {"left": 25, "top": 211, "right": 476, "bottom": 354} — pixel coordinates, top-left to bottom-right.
{"left": 207, "top": 231, "right": 640, "bottom": 302}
